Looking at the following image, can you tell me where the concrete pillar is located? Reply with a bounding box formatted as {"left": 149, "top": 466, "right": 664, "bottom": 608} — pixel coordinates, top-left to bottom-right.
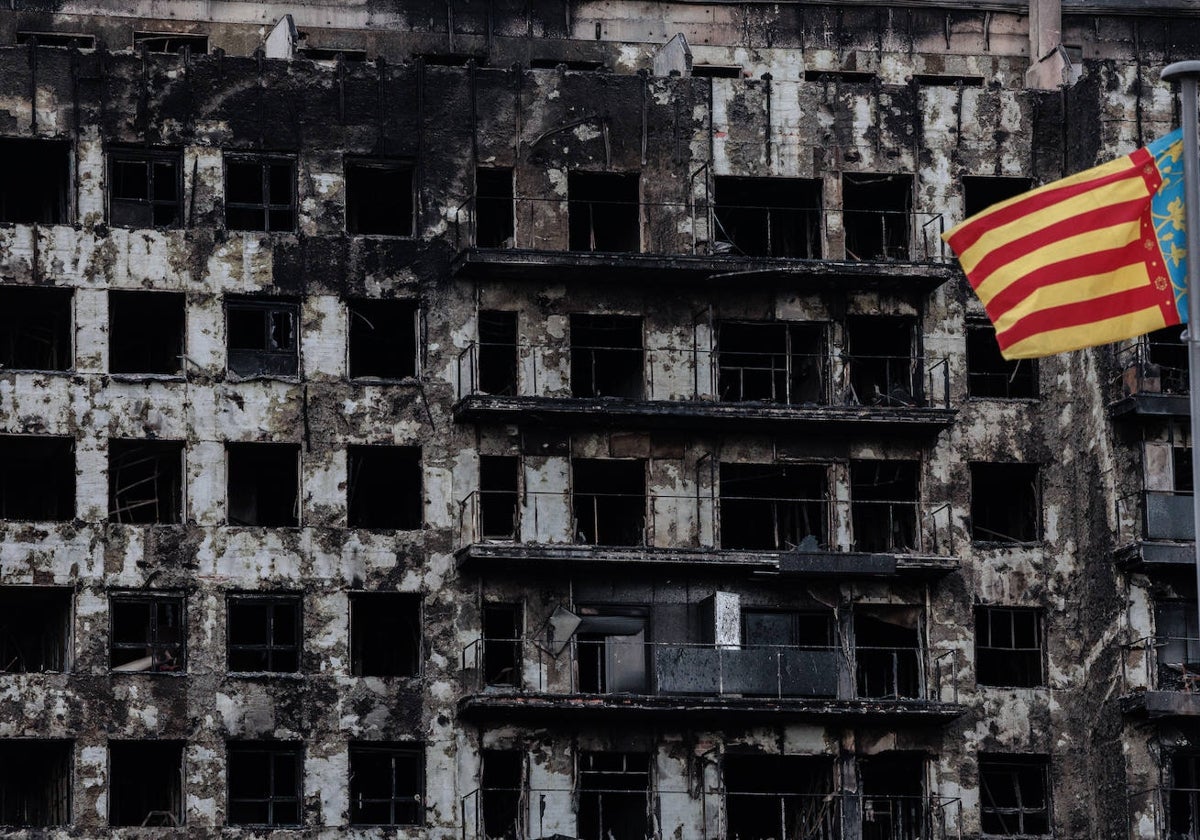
{"left": 1025, "top": 0, "right": 1069, "bottom": 90}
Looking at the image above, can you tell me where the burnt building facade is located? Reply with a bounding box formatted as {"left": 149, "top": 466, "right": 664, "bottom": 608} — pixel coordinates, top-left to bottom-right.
{"left": 0, "top": 0, "right": 1193, "bottom": 837}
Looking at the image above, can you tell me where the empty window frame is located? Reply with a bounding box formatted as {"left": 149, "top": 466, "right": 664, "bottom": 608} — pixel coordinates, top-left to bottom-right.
{"left": 350, "top": 593, "right": 421, "bottom": 677}
{"left": 845, "top": 315, "right": 922, "bottom": 407}
{"left": 481, "top": 749, "right": 522, "bottom": 839}
{"left": 109, "top": 741, "right": 184, "bottom": 827}
{"left": 0, "top": 286, "right": 72, "bottom": 371}
{"left": 227, "top": 742, "right": 302, "bottom": 827}
{"left": 717, "top": 321, "right": 826, "bottom": 404}
{"left": 1139, "top": 325, "right": 1189, "bottom": 395}
{"left": 572, "top": 459, "right": 646, "bottom": 546}
{"left": 719, "top": 462, "right": 827, "bottom": 550}
{"left": 0, "top": 740, "right": 72, "bottom": 827}
{"left": 110, "top": 594, "right": 185, "bottom": 673}
{"left": 108, "top": 148, "right": 182, "bottom": 228}
{"left": 854, "top": 607, "right": 922, "bottom": 699}
{"left": 347, "top": 299, "right": 418, "bottom": 379}
{"left": 570, "top": 314, "right": 644, "bottom": 399}
{"left": 0, "top": 435, "right": 75, "bottom": 521}
{"left": 224, "top": 155, "right": 295, "bottom": 232}
{"left": 568, "top": 172, "right": 640, "bottom": 252}
{"left": 227, "top": 594, "right": 301, "bottom": 673}
{"left": 109, "top": 439, "right": 184, "bottom": 524}
{"left": 0, "top": 138, "right": 70, "bottom": 224}
{"left": 713, "top": 176, "right": 822, "bottom": 258}
{"left": 347, "top": 445, "right": 422, "bottom": 529}
{"left": 842, "top": 173, "right": 911, "bottom": 260}
{"left": 577, "top": 752, "right": 650, "bottom": 840}
{"left": 109, "top": 291, "right": 185, "bottom": 375}
{"left": 970, "top": 462, "right": 1041, "bottom": 543}
{"left": 477, "top": 310, "right": 518, "bottom": 395}
{"left": 0, "top": 587, "right": 71, "bottom": 673}
{"left": 133, "top": 32, "right": 209, "bottom": 54}
{"left": 1155, "top": 601, "right": 1200, "bottom": 691}
{"left": 349, "top": 743, "right": 423, "bottom": 826}
{"left": 850, "top": 460, "right": 919, "bottom": 552}
{"left": 226, "top": 443, "right": 300, "bottom": 527}
{"left": 967, "top": 319, "right": 1037, "bottom": 399}
{"left": 978, "top": 755, "right": 1050, "bottom": 836}
{"left": 575, "top": 609, "right": 649, "bottom": 693}
{"left": 859, "top": 753, "right": 926, "bottom": 840}
{"left": 482, "top": 603, "right": 522, "bottom": 687}
{"left": 16, "top": 32, "right": 94, "bottom": 49}
{"left": 479, "top": 455, "right": 519, "bottom": 540}
{"left": 476, "top": 167, "right": 514, "bottom": 248}
{"left": 226, "top": 299, "right": 299, "bottom": 377}
{"left": 345, "top": 159, "right": 414, "bottom": 236}
{"left": 963, "top": 176, "right": 1033, "bottom": 219}
{"left": 975, "top": 606, "right": 1044, "bottom": 688}
{"left": 723, "top": 755, "right": 837, "bottom": 840}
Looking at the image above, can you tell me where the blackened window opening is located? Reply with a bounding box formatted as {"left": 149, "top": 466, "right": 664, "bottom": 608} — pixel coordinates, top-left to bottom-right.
{"left": 970, "top": 462, "right": 1040, "bottom": 543}
{"left": 483, "top": 603, "right": 521, "bottom": 687}
{"left": 719, "top": 463, "right": 827, "bottom": 550}
{"left": 1177, "top": 447, "right": 1194, "bottom": 494}
{"left": 108, "top": 149, "right": 182, "bottom": 228}
{"left": 846, "top": 315, "right": 921, "bottom": 407}
{"left": 1156, "top": 601, "right": 1200, "bottom": 691}
{"left": 842, "top": 173, "right": 911, "bottom": 260}
{"left": 717, "top": 322, "right": 826, "bottom": 404}
{"left": 963, "top": 176, "right": 1033, "bottom": 219}
{"left": 110, "top": 594, "right": 184, "bottom": 673}
{"left": 109, "top": 741, "right": 184, "bottom": 827}
{"left": 350, "top": 593, "right": 420, "bottom": 677}
{"left": 570, "top": 314, "right": 643, "bottom": 399}
{"left": 713, "top": 176, "right": 822, "bottom": 258}
{"left": 227, "top": 742, "right": 302, "bottom": 826}
{"left": 16, "top": 32, "right": 94, "bottom": 49}
{"left": 859, "top": 753, "right": 925, "bottom": 840}
{"left": 349, "top": 743, "right": 423, "bottom": 826}
{"left": 347, "top": 446, "right": 422, "bottom": 529}
{"left": 0, "top": 139, "right": 70, "bottom": 224}
{"left": 227, "top": 299, "right": 299, "bottom": 377}
{"left": 531, "top": 58, "right": 605, "bottom": 71}
{"left": 479, "top": 455, "right": 519, "bottom": 539}
{"left": 854, "top": 609, "right": 921, "bottom": 699}
{"left": 576, "top": 610, "right": 648, "bottom": 693}
{"left": 227, "top": 443, "right": 299, "bottom": 527}
{"left": 577, "top": 752, "right": 650, "bottom": 840}
{"left": 572, "top": 459, "right": 646, "bottom": 546}
{"left": 743, "top": 610, "right": 833, "bottom": 648}
{"left": 345, "top": 160, "right": 413, "bottom": 236}
{"left": 109, "top": 439, "right": 184, "bottom": 524}
{"left": 568, "top": 172, "right": 640, "bottom": 252}
{"left": 850, "top": 460, "right": 919, "bottom": 552}
{"left": 692, "top": 65, "right": 742, "bottom": 78}
{"left": 967, "top": 320, "right": 1036, "bottom": 399}
{"left": 0, "top": 286, "right": 72, "bottom": 371}
{"left": 1170, "top": 752, "right": 1200, "bottom": 837}
{"left": 228, "top": 595, "right": 301, "bottom": 673}
{"left": 476, "top": 168, "right": 514, "bottom": 247}
{"left": 348, "top": 299, "right": 418, "bottom": 379}
{"left": 0, "top": 587, "right": 71, "bottom": 673}
{"left": 109, "top": 291, "right": 185, "bottom": 375}
{"left": 724, "top": 755, "right": 837, "bottom": 840}
{"left": 224, "top": 156, "right": 295, "bottom": 232}
{"left": 477, "top": 310, "right": 518, "bottom": 395}
{"left": 133, "top": 32, "right": 209, "bottom": 54}
{"left": 0, "top": 740, "right": 72, "bottom": 827}
{"left": 482, "top": 749, "right": 522, "bottom": 840}
{"left": 1141, "top": 325, "right": 1189, "bottom": 395}
{"left": 978, "top": 756, "right": 1050, "bottom": 836}
{"left": 0, "top": 435, "right": 74, "bottom": 521}
{"left": 975, "top": 606, "right": 1043, "bottom": 688}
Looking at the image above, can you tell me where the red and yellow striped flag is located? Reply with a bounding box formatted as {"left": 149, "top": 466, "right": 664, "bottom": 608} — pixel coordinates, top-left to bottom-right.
{"left": 943, "top": 129, "right": 1187, "bottom": 359}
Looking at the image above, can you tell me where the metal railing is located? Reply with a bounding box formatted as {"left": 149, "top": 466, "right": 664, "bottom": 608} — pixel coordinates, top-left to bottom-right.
{"left": 1115, "top": 490, "right": 1194, "bottom": 547}
{"left": 1122, "top": 636, "right": 1200, "bottom": 694}
{"left": 1112, "top": 338, "right": 1190, "bottom": 401}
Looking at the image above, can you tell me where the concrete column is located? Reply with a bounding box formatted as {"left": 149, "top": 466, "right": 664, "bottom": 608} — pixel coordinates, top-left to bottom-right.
{"left": 1025, "top": 0, "right": 1068, "bottom": 90}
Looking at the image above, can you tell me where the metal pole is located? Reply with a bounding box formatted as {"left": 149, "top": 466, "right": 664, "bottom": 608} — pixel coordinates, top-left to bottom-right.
{"left": 1162, "top": 61, "right": 1200, "bottom": 651}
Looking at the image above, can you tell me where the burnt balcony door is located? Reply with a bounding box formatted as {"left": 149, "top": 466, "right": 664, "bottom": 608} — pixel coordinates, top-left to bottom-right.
{"left": 1156, "top": 602, "right": 1200, "bottom": 691}
{"left": 1172, "top": 753, "right": 1200, "bottom": 840}
{"left": 575, "top": 613, "right": 648, "bottom": 694}
{"left": 570, "top": 314, "right": 644, "bottom": 400}
{"left": 854, "top": 608, "right": 922, "bottom": 700}
{"left": 572, "top": 459, "right": 646, "bottom": 546}
{"left": 724, "top": 755, "right": 838, "bottom": 840}
{"left": 716, "top": 321, "right": 826, "bottom": 405}
{"left": 859, "top": 753, "right": 926, "bottom": 840}
{"left": 577, "top": 752, "right": 650, "bottom": 840}
{"left": 850, "top": 460, "right": 919, "bottom": 553}
{"left": 846, "top": 316, "right": 921, "bottom": 408}
{"left": 719, "top": 463, "right": 828, "bottom": 550}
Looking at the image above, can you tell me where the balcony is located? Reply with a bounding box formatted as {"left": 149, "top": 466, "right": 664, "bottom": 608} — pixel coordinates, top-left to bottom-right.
{"left": 1114, "top": 491, "right": 1195, "bottom": 570}
{"left": 1109, "top": 333, "right": 1190, "bottom": 420}
{"left": 1120, "top": 636, "right": 1200, "bottom": 717}
{"left": 1128, "top": 786, "right": 1200, "bottom": 839}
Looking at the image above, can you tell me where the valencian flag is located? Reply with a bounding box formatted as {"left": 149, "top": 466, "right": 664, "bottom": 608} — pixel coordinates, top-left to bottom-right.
{"left": 943, "top": 130, "right": 1188, "bottom": 359}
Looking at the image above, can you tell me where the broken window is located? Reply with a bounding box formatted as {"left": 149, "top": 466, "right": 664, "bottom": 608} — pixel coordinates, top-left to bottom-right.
{"left": 842, "top": 173, "right": 911, "bottom": 260}
{"left": 845, "top": 315, "right": 921, "bottom": 407}
{"left": 226, "top": 298, "right": 299, "bottom": 377}
{"left": 477, "top": 310, "right": 518, "bottom": 395}
{"left": 226, "top": 443, "right": 300, "bottom": 527}
{"left": 109, "top": 741, "right": 184, "bottom": 827}
{"left": 345, "top": 159, "right": 413, "bottom": 236}
{"left": 350, "top": 593, "right": 421, "bottom": 677}
{"left": 1155, "top": 602, "right": 1200, "bottom": 691}
{"left": 577, "top": 752, "right": 650, "bottom": 840}
{"left": 16, "top": 31, "right": 94, "bottom": 49}
{"left": 0, "top": 740, "right": 71, "bottom": 827}
{"left": 476, "top": 168, "right": 514, "bottom": 248}
{"left": 347, "top": 299, "right": 418, "bottom": 379}
{"left": 227, "top": 594, "right": 301, "bottom": 673}
{"left": 0, "top": 286, "right": 72, "bottom": 371}
{"left": 970, "top": 463, "right": 1040, "bottom": 543}
{"left": 110, "top": 594, "right": 185, "bottom": 673}
{"left": 1170, "top": 752, "right": 1200, "bottom": 837}
{"left": 850, "top": 460, "right": 919, "bottom": 552}
{"left": 0, "top": 138, "right": 70, "bottom": 224}
{"left": 860, "top": 753, "right": 926, "bottom": 840}
{"left": 963, "top": 176, "right": 1033, "bottom": 218}
{"left": 967, "top": 319, "right": 1037, "bottom": 399}
{"left": 576, "top": 609, "right": 648, "bottom": 693}
{"left": 227, "top": 742, "right": 302, "bottom": 826}
{"left": 133, "top": 32, "right": 209, "bottom": 54}
{"left": 719, "top": 463, "right": 827, "bottom": 551}
{"left": 854, "top": 607, "right": 922, "bottom": 699}
{"left": 108, "top": 148, "right": 182, "bottom": 228}
{"left": 109, "top": 291, "right": 185, "bottom": 375}
{"left": 224, "top": 154, "right": 295, "bottom": 232}
{"left": 717, "top": 322, "right": 826, "bottom": 404}
{"left": 108, "top": 439, "right": 184, "bottom": 524}
{"left": 0, "top": 587, "right": 71, "bottom": 673}
{"left": 0, "top": 435, "right": 75, "bottom": 521}
{"left": 481, "top": 749, "right": 522, "bottom": 840}
{"left": 713, "top": 177, "right": 822, "bottom": 258}
{"left": 568, "top": 172, "right": 640, "bottom": 252}
{"left": 479, "top": 456, "right": 519, "bottom": 540}
{"left": 978, "top": 755, "right": 1050, "bottom": 836}
{"left": 349, "top": 743, "right": 423, "bottom": 826}
{"left": 724, "top": 755, "right": 837, "bottom": 840}
{"left": 1137, "top": 325, "right": 1190, "bottom": 395}
{"left": 483, "top": 603, "right": 522, "bottom": 687}
{"left": 572, "top": 459, "right": 646, "bottom": 546}
{"left": 975, "top": 606, "right": 1043, "bottom": 688}
{"left": 570, "top": 314, "right": 644, "bottom": 399}
{"left": 347, "top": 445, "right": 422, "bottom": 529}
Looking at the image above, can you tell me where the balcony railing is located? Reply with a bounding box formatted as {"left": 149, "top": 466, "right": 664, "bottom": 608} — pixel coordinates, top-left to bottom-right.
{"left": 1122, "top": 636, "right": 1200, "bottom": 694}
{"left": 1116, "top": 490, "right": 1194, "bottom": 546}
{"left": 1112, "top": 338, "right": 1189, "bottom": 402}
{"left": 1128, "top": 786, "right": 1200, "bottom": 840}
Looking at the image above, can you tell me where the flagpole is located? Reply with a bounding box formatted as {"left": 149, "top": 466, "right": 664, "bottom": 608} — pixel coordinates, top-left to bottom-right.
{"left": 1161, "top": 61, "right": 1200, "bottom": 650}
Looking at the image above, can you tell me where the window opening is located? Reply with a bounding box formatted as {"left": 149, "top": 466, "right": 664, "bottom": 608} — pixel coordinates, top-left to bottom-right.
{"left": 350, "top": 593, "right": 421, "bottom": 677}
{"left": 913, "top": 74, "right": 984, "bottom": 87}
{"left": 970, "top": 462, "right": 1040, "bottom": 543}
{"left": 1177, "top": 446, "right": 1194, "bottom": 494}
{"left": 477, "top": 310, "right": 518, "bottom": 395}
{"left": 347, "top": 446, "right": 422, "bottom": 529}
{"left": 17, "top": 31, "right": 94, "bottom": 48}
{"left": 854, "top": 608, "right": 921, "bottom": 699}
{"left": 692, "top": 65, "right": 742, "bottom": 78}
{"left": 568, "top": 172, "right": 640, "bottom": 252}
{"left": 842, "top": 173, "right": 911, "bottom": 260}
{"left": 227, "top": 742, "right": 302, "bottom": 826}
{"left": 109, "top": 291, "right": 185, "bottom": 375}
{"left": 0, "top": 587, "right": 71, "bottom": 673}
{"left": 713, "top": 176, "right": 822, "bottom": 258}
{"left": 109, "top": 439, "right": 184, "bottom": 524}
{"left": 846, "top": 315, "right": 921, "bottom": 407}
{"left": 1170, "top": 752, "right": 1200, "bottom": 838}
{"left": 349, "top": 743, "right": 423, "bottom": 826}
{"left": 348, "top": 299, "right": 418, "bottom": 379}
{"left": 0, "top": 286, "right": 72, "bottom": 371}
{"left": 978, "top": 755, "right": 1050, "bottom": 836}
{"left": 967, "top": 319, "right": 1036, "bottom": 399}
{"left": 859, "top": 753, "right": 925, "bottom": 840}
{"left": 479, "top": 455, "right": 519, "bottom": 540}
{"left": 226, "top": 443, "right": 300, "bottom": 527}
{"left": 482, "top": 749, "right": 522, "bottom": 840}
{"left": 0, "top": 435, "right": 74, "bottom": 521}
{"left": 0, "top": 740, "right": 71, "bottom": 827}
{"left": 572, "top": 459, "right": 646, "bottom": 546}
{"left": 570, "top": 314, "right": 643, "bottom": 399}
{"left": 227, "top": 595, "right": 301, "bottom": 673}
{"left": 1156, "top": 601, "right": 1200, "bottom": 691}
{"left": 742, "top": 610, "right": 833, "bottom": 648}
{"left": 226, "top": 299, "right": 299, "bottom": 378}
{"left": 1139, "top": 325, "right": 1189, "bottom": 395}
{"left": 804, "top": 69, "right": 876, "bottom": 83}
{"left": 974, "top": 606, "right": 1043, "bottom": 688}
{"left": 0, "top": 138, "right": 70, "bottom": 224}
{"left": 476, "top": 168, "right": 514, "bottom": 248}
{"left": 224, "top": 155, "right": 295, "bottom": 232}
{"left": 963, "top": 176, "right": 1032, "bottom": 218}
{"left": 108, "top": 148, "right": 182, "bottom": 228}
{"left": 577, "top": 752, "right": 650, "bottom": 840}
{"left": 850, "top": 460, "right": 919, "bottom": 552}
{"left": 575, "top": 609, "right": 649, "bottom": 694}
{"left": 110, "top": 594, "right": 184, "bottom": 673}
{"left": 483, "top": 603, "right": 521, "bottom": 687}
{"left": 717, "top": 322, "right": 826, "bottom": 404}
{"left": 724, "top": 755, "right": 837, "bottom": 840}
{"left": 302, "top": 47, "right": 368, "bottom": 62}
{"left": 133, "top": 32, "right": 209, "bottom": 54}
{"left": 109, "top": 741, "right": 184, "bottom": 827}
{"left": 719, "top": 462, "right": 827, "bottom": 550}
{"left": 345, "top": 159, "right": 413, "bottom": 236}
